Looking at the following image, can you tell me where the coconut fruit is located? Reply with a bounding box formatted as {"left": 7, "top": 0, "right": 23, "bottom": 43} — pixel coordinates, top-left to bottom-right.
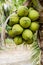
{"left": 22, "top": 29, "right": 33, "bottom": 40}
{"left": 8, "top": 21, "right": 14, "bottom": 27}
{"left": 17, "top": 6, "right": 28, "bottom": 17}
{"left": 8, "top": 13, "right": 19, "bottom": 26}
{"left": 8, "top": 30, "right": 15, "bottom": 37}
{"left": 25, "top": 38, "right": 33, "bottom": 44}
{"left": 20, "top": 17, "right": 31, "bottom": 28}
{"left": 28, "top": 10, "right": 39, "bottom": 21}
{"left": 14, "top": 36, "right": 23, "bottom": 45}
{"left": 30, "top": 22, "right": 39, "bottom": 32}
{"left": 12, "top": 24, "right": 23, "bottom": 35}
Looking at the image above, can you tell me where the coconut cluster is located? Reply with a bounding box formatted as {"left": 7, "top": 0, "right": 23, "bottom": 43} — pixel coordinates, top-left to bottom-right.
{"left": 7, "top": 6, "right": 39, "bottom": 45}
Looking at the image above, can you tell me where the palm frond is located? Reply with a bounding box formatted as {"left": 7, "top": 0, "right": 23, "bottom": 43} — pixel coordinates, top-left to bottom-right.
{"left": 30, "top": 33, "right": 40, "bottom": 65}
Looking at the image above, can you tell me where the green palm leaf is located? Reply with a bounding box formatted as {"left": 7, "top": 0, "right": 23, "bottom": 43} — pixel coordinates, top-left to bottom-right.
{"left": 30, "top": 33, "right": 40, "bottom": 65}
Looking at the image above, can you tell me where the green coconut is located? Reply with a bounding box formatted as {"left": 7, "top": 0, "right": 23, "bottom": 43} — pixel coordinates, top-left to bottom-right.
{"left": 12, "top": 24, "right": 23, "bottom": 35}
{"left": 14, "top": 36, "right": 23, "bottom": 45}
{"left": 8, "top": 13, "right": 19, "bottom": 26}
{"left": 17, "top": 6, "right": 28, "bottom": 17}
{"left": 25, "top": 38, "right": 33, "bottom": 44}
{"left": 20, "top": 17, "right": 31, "bottom": 28}
{"left": 28, "top": 10, "right": 39, "bottom": 21}
{"left": 30, "top": 22, "right": 39, "bottom": 32}
{"left": 8, "top": 30, "right": 15, "bottom": 37}
{"left": 22, "top": 29, "right": 33, "bottom": 40}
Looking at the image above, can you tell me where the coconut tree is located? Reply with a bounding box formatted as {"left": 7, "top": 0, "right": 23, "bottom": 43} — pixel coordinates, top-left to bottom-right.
{"left": 0, "top": 0, "right": 43, "bottom": 65}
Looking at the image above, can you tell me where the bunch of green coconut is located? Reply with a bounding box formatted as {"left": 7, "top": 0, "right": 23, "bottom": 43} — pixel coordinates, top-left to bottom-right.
{"left": 7, "top": 6, "right": 39, "bottom": 45}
